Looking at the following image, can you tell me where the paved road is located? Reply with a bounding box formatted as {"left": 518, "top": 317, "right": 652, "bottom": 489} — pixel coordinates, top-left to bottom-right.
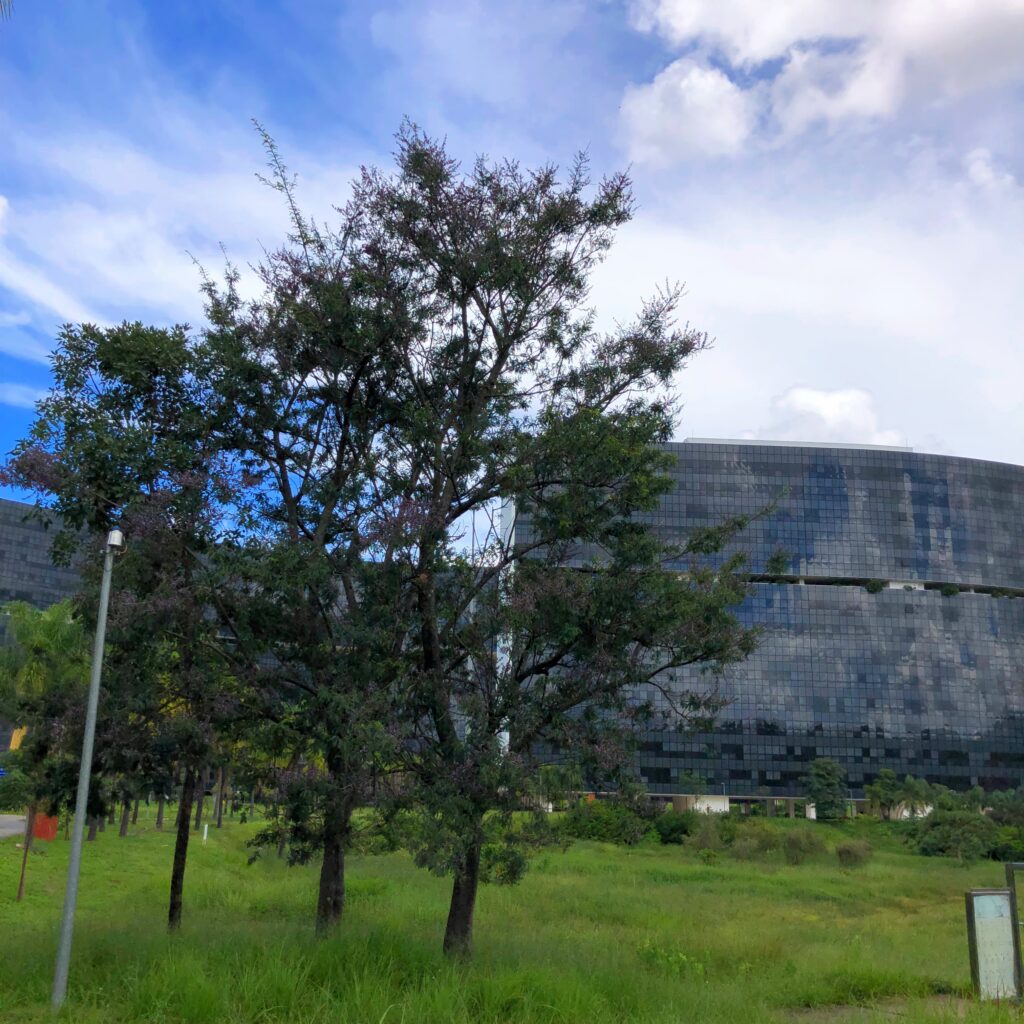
{"left": 0, "top": 814, "right": 26, "bottom": 840}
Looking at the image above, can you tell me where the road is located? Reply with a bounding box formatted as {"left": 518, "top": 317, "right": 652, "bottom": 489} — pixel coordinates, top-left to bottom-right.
{"left": 0, "top": 814, "right": 26, "bottom": 840}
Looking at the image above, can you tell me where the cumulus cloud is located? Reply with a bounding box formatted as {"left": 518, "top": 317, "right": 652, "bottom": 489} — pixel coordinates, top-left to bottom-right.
{"left": 624, "top": 0, "right": 1024, "bottom": 161}
{"left": 753, "top": 387, "right": 906, "bottom": 447}
{"left": 621, "top": 60, "right": 758, "bottom": 162}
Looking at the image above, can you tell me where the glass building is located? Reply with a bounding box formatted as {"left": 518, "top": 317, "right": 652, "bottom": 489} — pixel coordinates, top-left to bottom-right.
{"left": 512, "top": 440, "right": 1024, "bottom": 800}
{"left": 5, "top": 438, "right": 1024, "bottom": 798}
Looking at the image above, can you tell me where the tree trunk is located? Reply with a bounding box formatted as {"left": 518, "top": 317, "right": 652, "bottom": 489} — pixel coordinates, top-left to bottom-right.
{"left": 249, "top": 791, "right": 255, "bottom": 817}
{"left": 16, "top": 803, "right": 37, "bottom": 901}
{"left": 155, "top": 795, "right": 165, "bottom": 830}
{"left": 87, "top": 817, "right": 99, "bottom": 842}
{"left": 216, "top": 769, "right": 227, "bottom": 828}
{"left": 98, "top": 815, "right": 106, "bottom": 833}
{"left": 276, "top": 830, "right": 287, "bottom": 859}
{"left": 315, "top": 822, "right": 347, "bottom": 933}
{"left": 213, "top": 767, "right": 224, "bottom": 829}
{"left": 131, "top": 797, "right": 140, "bottom": 825}
{"left": 193, "top": 776, "right": 205, "bottom": 832}
{"left": 118, "top": 799, "right": 131, "bottom": 838}
{"left": 168, "top": 769, "right": 197, "bottom": 931}
{"left": 107, "top": 806, "right": 116, "bottom": 825}
{"left": 443, "top": 835, "right": 482, "bottom": 958}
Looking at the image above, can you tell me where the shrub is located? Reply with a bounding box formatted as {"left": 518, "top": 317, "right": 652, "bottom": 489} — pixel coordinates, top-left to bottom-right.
{"left": 915, "top": 809, "right": 998, "bottom": 861}
{"left": 564, "top": 799, "right": 653, "bottom": 845}
{"left": 836, "top": 840, "right": 872, "bottom": 869}
{"left": 698, "top": 848, "right": 720, "bottom": 865}
{"left": 865, "top": 579, "right": 885, "bottom": 593}
{"left": 689, "top": 814, "right": 725, "bottom": 853}
{"left": 783, "top": 829, "right": 826, "bottom": 865}
{"left": 0, "top": 767, "right": 32, "bottom": 812}
{"left": 654, "top": 809, "right": 697, "bottom": 845}
{"left": 730, "top": 822, "right": 778, "bottom": 861}
{"left": 991, "top": 827, "right": 1024, "bottom": 862}
{"left": 940, "top": 583, "right": 960, "bottom": 597}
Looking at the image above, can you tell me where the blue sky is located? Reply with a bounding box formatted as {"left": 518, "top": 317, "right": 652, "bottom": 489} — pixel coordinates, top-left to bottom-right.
{"left": 3, "top": 0, "right": 1024, "bottom": 499}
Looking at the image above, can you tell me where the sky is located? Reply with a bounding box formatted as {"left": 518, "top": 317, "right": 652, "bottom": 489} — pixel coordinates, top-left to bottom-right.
{"left": 2, "top": 0, "right": 1024, "bottom": 499}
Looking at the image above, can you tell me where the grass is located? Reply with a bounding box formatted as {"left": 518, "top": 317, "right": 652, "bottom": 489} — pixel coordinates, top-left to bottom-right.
{"left": 0, "top": 810, "right": 1020, "bottom": 1023}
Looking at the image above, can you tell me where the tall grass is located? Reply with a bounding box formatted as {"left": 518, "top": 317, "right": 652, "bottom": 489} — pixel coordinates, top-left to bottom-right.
{"left": 0, "top": 814, "right": 1018, "bottom": 1022}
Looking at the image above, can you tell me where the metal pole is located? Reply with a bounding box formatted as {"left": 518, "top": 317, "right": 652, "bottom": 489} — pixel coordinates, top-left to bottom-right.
{"left": 52, "top": 529, "right": 122, "bottom": 1010}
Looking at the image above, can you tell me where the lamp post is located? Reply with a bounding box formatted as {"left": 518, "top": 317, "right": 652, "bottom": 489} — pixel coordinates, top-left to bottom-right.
{"left": 52, "top": 528, "right": 124, "bottom": 1010}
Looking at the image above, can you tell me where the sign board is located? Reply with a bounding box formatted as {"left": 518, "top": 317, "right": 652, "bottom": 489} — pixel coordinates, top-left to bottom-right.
{"left": 0, "top": 767, "right": 7, "bottom": 777}
{"left": 966, "top": 888, "right": 1022, "bottom": 1000}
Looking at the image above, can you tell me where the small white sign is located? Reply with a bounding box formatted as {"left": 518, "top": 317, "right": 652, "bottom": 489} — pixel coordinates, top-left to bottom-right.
{"left": 967, "top": 890, "right": 1020, "bottom": 1000}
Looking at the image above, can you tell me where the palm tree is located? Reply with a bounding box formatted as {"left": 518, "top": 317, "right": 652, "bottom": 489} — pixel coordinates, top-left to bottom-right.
{"left": 0, "top": 1, "right": 12, "bottom": 20}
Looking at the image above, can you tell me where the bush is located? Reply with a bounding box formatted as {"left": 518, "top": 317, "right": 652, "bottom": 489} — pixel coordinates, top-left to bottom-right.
{"left": 564, "top": 799, "right": 653, "bottom": 845}
{"left": 654, "top": 809, "right": 697, "bottom": 845}
{"left": 783, "top": 829, "right": 826, "bottom": 865}
{"left": 865, "top": 579, "right": 885, "bottom": 593}
{"left": 0, "top": 767, "right": 32, "bottom": 812}
{"left": 915, "top": 809, "right": 998, "bottom": 861}
{"left": 836, "top": 840, "right": 872, "bottom": 869}
{"left": 940, "top": 583, "right": 960, "bottom": 597}
{"left": 730, "top": 822, "right": 778, "bottom": 861}
{"left": 992, "top": 826, "right": 1024, "bottom": 861}
{"left": 688, "top": 814, "right": 725, "bottom": 853}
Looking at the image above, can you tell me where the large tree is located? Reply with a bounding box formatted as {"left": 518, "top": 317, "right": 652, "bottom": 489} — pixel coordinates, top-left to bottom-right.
{"left": 348, "top": 126, "right": 761, "bottom": 956}
{"left": 201, "top": 132, "right": 414, "bottom": 932}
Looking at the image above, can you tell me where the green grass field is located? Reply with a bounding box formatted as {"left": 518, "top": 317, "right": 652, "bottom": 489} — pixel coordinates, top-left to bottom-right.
{"left": 0, "top": 812, "right": 1020, "bottom": 1023}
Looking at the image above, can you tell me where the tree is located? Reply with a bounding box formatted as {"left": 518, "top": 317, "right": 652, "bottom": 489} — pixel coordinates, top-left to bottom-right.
{"left": 898, "top": 774, "right": 932, "bottom": 819}
{"left": 345, "top": 125, "right": 760, "bottom": 956}
{"left": 201, "top": 132, "right": 411, "bottom": 933}
{"left": 0, "top": 600, "right": 89, "bottom": 900}
{"left": 2, "top": 321, "right": 234, "bottom": 931}
{"left": 865, "top": 768, "right": 903, "bottom": 820}
{"left": 802, "top": 758, "right": 847, "bottom": 819}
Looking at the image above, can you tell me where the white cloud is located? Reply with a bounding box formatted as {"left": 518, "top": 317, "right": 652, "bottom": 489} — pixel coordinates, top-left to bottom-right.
{"left": 621, "top": 59, "right": 758, "bottom": 162}
{"left": 0, "top": 131, "right": 360, "bottom": 362}
{"left": 0, "top": 383, "right": 45, "bottom": 409}
{"left": 964, "top": 147, "right": 1017, "bottom": 192}
{"left": 588, "top": 170, "right": 1024, "bottom": 464}
{"left": 625, "top": 0, "right": 1024, "bottom": 161}
{"left": 753, "top": 386, "right": 905, "bottom": 447}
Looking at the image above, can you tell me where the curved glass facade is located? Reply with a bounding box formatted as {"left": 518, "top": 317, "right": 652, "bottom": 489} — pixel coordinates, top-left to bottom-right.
{"left": 635, "top": 441, "right": 1024, "bottom": 798}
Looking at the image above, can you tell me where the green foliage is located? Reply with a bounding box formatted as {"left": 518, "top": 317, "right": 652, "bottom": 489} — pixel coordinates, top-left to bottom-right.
{"left": 637, "top": 938, "right": 707, "bottom": 978}
{"left": 940, "top": 583, "right": 961, "bottom": 597}
{"left": 836, "top": 840, "right": 873, "bottom": 869}
{"left": 864, "top": 579, "right": 886, "bottom": 593}
{"left": 782, "top": 829, "right": 826, "bottom": 865}
{"left": 991, "top": 827, "right": 1024, "bottom": 861}
{"left": 915, "top": 809, "right": 998, "bottom": 861}
{"left": 729, "top": 822, "right": 779, "bottom": 861}
{"left": 0, "top": 762, "right": 31, "bottom": 811}
{"left": 802, "top": 758, "right": 848, "bottom": 820}
{"left": 688, "top": 814, "right": 725, "bottom": 853}
{"left": 865, "top": 769, "right": 903, "bottom": 820}
{"left": 653, "top": 809, "right": 697, "bottom": 845}
{"left": 564, "top": 800, "right": 653, "bottom": 846}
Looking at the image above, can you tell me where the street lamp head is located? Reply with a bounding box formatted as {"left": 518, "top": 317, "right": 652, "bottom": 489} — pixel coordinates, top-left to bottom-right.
{"left": 107, "top": 529, "right": 125, "bottom": 550}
